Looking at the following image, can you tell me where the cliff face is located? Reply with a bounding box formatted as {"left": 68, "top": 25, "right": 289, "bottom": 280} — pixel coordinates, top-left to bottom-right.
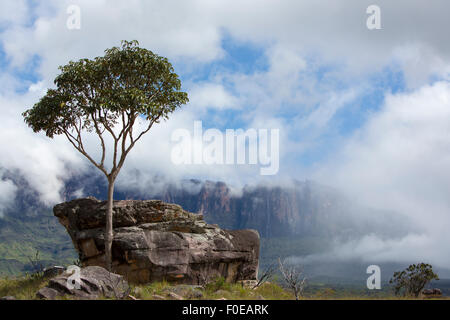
{"left": 147, "top": 179, "right": 411, "bottom": 240}
{"left": 163, "top": 181, "right": 239, "bottom": 230}
{"left": 155, "top": 181, "right": 354, "bottom": 238}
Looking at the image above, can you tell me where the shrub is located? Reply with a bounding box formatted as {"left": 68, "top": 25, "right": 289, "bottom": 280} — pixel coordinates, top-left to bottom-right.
{"left": 389, "top": 263, "right": 439, "bottom": 297}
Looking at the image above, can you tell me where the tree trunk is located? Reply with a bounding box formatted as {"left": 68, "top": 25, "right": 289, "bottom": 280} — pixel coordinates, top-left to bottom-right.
{"left": 105, "top": 176, "right": 115, "bottom": 271}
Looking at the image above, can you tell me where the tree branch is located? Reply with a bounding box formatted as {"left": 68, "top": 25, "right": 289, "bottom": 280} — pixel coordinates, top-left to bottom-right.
{"left": 115, "top": 114, "right": 157, "bottom": 174}
{"left": 63, "top": 129, "right": 108, "bottom": 177}
{"left": 91, "top": 113, "right": 106, "bottom": 167}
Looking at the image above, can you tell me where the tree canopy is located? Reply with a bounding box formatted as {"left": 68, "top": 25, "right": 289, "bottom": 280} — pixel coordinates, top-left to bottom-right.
{"left": 23, "top": 40, "right": 188, "bottom": 178}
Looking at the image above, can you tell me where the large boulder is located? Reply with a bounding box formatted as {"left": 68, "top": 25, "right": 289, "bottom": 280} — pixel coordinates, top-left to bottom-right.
{"left": 54, "top": 197, "right": 260, "bottom": 284}
{"left": 36, "top": 266, "right": 129, "bottom": 300}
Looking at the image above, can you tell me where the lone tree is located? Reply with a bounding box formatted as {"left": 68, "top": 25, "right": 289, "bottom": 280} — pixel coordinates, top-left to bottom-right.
{"left": 23, "top": 40, "right": 189, "bottom": 270}
{"left": 389, "top": 263, "right": 439, "bottom": 297}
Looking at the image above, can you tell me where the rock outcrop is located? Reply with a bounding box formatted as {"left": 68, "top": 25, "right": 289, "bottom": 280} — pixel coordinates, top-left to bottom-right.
{"left": 36, "top": 266, "right": 129, "bottom": 300}
{"left": 54, "top": 197, "right": 260, "bottom": 284}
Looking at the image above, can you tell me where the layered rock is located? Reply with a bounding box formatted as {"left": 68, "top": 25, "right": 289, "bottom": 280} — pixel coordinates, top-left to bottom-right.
{"left": 54, "top": 197, "right": 259, "bottom": 284}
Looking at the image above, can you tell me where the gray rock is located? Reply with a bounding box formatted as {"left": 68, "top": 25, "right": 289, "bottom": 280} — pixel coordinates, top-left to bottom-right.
{"left": 43, "top": 266, "right": 66, "bottom": 278}
{"left": 36, "top": 287, "right": 60, "bottom": 300}
{"left": 54, "top": 198, "right": 260, "bottom": 284}
{"left": 36, "top": 266, "right": 129, "bottom": 300}
{"left": 0, "top": 296, "right": 16, "bottom": 300}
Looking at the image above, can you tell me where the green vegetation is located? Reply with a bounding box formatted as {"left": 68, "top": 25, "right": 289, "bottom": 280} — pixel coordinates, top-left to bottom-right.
{"left": 130, "top": 278, "right": 293, "bottom": 300}
{"left": 0, "top": 213, "right": 77, "bottom": 277}
{"left": 0, "top": 275, "right": 48, "bottom": 300}
{"left": 0, "top": 275, "right": 448, "bottom": 300}
{"left": 390, "top": 263, "right": 439, "bottom": 297}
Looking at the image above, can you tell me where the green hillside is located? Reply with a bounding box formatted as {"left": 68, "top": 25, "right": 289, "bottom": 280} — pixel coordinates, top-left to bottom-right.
{"left": 0, "top": 211, "right": 77, "bottom": 276}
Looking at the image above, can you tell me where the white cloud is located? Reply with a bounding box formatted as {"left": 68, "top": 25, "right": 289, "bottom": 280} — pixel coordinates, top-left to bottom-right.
{"left": 2, "top": 0, "right": 450, "bottom": 87}
{"left": 291, "top": 233, "right": 442, "bottom": 266}
{"left": 0, "top": 0, "right": 29, "bottom": 27}
{"left": 0, "top": 92, "right": 86, "bottom": 205}
{"left": 313, "top": 81, "right": 450, "bottom": 268}
{"left": 188, "top": 83, "right": 238, "bottom": 111}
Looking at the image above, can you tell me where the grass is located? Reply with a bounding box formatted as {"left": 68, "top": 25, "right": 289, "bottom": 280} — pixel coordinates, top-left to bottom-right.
{"left": 131, "top": 278, "right": 295, "bottom": 300}
{"left": 0, "top": 274, "right": 49, "bottom": 300}
{"left": 126, "top": 277, "right": 449, "bottom": 301}
{"left": 0, "top": 213, "right": 77, "bottom": 276}
{"left": 0, "top": 275, "right": 448, "bottom": 300}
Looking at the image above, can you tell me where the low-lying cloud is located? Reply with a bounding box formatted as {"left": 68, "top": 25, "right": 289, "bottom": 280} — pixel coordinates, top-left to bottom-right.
{"left": 0, "top": 174, "right": 17, "bottom": 217}
{"left": 312, "top": 82, "right": 450, "bottom": 269}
